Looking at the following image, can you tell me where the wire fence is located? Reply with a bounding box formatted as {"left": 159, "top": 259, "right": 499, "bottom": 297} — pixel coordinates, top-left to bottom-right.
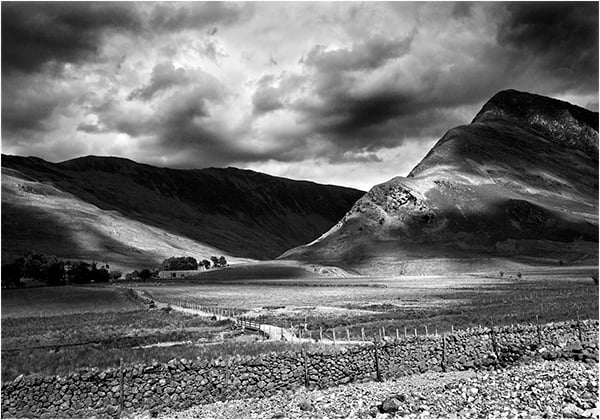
{"left": 163, "top": 299, "right": 592, "bottom": 347}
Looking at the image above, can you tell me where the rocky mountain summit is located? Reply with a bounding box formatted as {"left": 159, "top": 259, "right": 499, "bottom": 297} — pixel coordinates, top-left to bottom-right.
{"left": 281, "top": 90, "right": 599, "bottom": 274}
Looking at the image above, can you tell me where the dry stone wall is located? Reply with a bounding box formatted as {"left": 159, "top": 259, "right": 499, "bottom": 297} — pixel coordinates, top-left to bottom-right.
{"left": 2, "top": 320, "right": 597, "bottom": 418}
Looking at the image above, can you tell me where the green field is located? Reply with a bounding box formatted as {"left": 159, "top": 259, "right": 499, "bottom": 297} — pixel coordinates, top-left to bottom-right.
{"left": 136, "top": 267, "right": 599, "bottom": 338}
{"left": 1, "top": 286, "right": 143, "bottom": 318}
{"left": 1, "top": 267, "right": 598, "bottom": 380}
{"left": 0, "top": 285, "right": 324, "bottom": 380}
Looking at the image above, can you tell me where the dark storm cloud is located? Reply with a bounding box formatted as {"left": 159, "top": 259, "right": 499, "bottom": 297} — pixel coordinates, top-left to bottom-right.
{"left": 278, "top": 34, "right": 475, "bottom": 155}
{"left": 304, "top": 36, "right": 413, "bottom": 72}
{"left": 252, "top": 87, "right": 284, "bottom": 115}
{"left": 126, "top": 62, "right": 227, "bottom": 105}
{"left": 127, "top": 62, "right": 190, "bottom": 101}
{"left": 76, "top": 122, "right": 107, "bottom": 135}
{"left": 1, "top": 1, "right": 597, "bottom": 183}
{"left": 1, "top": 74, "right": 77, "bottom": 137}
{"left": 1, "top": 2, "right": 141, "bottom": 74}
{"left": 497, "top": 2, "right": 598, "bottom": 91}
{"left": 147, "top": 2, "right": 248, "bottom": 32}
{"left": 1, "top": 2, "right": 248, "bottom": 75}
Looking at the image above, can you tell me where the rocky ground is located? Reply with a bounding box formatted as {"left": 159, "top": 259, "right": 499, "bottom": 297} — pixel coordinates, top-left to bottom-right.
{"left": 135, "top": 360, "right": 598, "bottom": 419}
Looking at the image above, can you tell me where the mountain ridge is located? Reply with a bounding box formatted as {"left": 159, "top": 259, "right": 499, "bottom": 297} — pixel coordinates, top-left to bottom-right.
{"left": 281, "top": 90, "right": 599, "bottom": 274}
{"left": 1, "top": 155, "right": 364, "bottom": 268}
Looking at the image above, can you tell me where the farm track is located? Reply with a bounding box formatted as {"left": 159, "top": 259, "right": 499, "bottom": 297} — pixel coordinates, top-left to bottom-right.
{"left": 142, "top": 290, "right": 369, "bottom": 346}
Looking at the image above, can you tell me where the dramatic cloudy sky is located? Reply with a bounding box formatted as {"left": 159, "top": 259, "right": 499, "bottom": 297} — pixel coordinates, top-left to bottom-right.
{"left": 2, "top": 2, "right": 598, "bottom": 190}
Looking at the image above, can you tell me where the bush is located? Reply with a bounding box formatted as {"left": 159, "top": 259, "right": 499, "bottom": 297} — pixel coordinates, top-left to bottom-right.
{"left": 593, "top": 272, "right": 599, "bottom": 285}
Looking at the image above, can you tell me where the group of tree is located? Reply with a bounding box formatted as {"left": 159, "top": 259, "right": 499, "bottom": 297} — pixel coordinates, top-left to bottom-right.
{"left": 161, "top": 256, "right": 198, "bottom": 271}
{"left": 1, "top": 251, "right": 114, "bottom": 288}
{"left": 211, "top": 256, "right": 228, "bottom": 268}
{"left": 126, "top": 269, "right": 154, "bottom": 281}
{"left": 160, "top": 255, "right": 228, "bottom": 271}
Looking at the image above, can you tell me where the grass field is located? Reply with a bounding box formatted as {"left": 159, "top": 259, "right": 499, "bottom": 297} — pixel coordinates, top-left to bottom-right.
{"left": 1, "top": 319, "right": 325, "bottom": 380}
{"left": 1, "top": 285, "right": 143, "bottom": 318}
{"left": 1, "top": 285, "right": 241, "bottom": 380}
{"left": 136, "top": 267, "right": 599, "bottom": 339}
{"left": 0, "top": 285, "right": 328, "bottom": 380}
{"left": 2, "top": 266, "right": 597, "bottom": 380}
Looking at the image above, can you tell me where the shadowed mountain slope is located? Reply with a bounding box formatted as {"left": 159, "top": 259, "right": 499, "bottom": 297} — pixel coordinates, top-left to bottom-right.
{"left": 1, "top": 156, "right": 363, "bottom": 268}
{"left": 281, "top": 90, "right": 599, "bottom": 275}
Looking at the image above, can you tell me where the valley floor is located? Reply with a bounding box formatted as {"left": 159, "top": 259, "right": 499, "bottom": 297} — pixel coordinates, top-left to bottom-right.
{"left": 143, "top": 359, "right": 598, "bottom": 419}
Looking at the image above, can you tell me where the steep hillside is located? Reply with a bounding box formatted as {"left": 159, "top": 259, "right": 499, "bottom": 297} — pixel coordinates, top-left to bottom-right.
{"left": 1, "top": 156, "right": 363, "bottom": 268}
{"left": 281, "top": 90, "right": 599, "bottom": 274}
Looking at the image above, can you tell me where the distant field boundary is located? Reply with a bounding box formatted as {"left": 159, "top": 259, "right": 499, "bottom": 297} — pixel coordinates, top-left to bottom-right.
{"left": 2, "top": 319, "right": 598, "bottom": 418}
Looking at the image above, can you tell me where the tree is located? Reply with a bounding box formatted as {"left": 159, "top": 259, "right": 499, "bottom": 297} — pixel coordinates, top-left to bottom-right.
{"left": 21, "top": 251, "right": 47, "bottom": 280}
{"left": 71, "top": 262, "right": 92, "bottom": 284}
{"left": 161, "top": 256, "right": 198, "bottom": 271}
{"left": 109, "top": 270, "right": 123, "bottom": 280}
{"left": 19, "top": 252, "right": 65, "bottom": 286}
{"left": 210, "top": 256, "right": 219, "bottom": 268}
{"left": 90, "top": 263, "right": 109, "bottom": 283}
{"left": 44, "top": 258, "right": 65, "bottom": 286}
{"left": 218, "top": 256, "right": 228, "bottom": 267}
{"left": 1, "top": 263, "right": 23, "bottom": 288}
{"left": 140, "top": 269, "right": 152, "bottom": 281}
{"left": 201, "top": 259, "right": 211, "bottom": 270}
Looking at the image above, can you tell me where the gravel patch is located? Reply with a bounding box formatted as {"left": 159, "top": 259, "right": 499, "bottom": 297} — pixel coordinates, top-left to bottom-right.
{"left": 138, "top": 360, "right": 598, "bottom": 419}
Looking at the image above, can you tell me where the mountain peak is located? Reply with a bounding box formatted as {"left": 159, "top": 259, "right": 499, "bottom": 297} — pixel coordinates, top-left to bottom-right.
{"left": 282, "top": 90, "right": 598, "bottom": 275}
{"left": 473, "top": 89, "right": 598, "bottom": 156}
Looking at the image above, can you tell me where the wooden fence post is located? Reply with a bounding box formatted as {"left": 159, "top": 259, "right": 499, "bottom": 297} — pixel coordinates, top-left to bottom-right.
{"left": 382, "top": 326, "right": 386, "bottom": 340}
{"left": 373, "top": 339, "right": 382, "bottom": 382}
{"left": 441, "top": 334, "right": 447, "bottom": 372}
{"left": 451, "top": 325, "right": 454, "bottom": 334}
{"left": 361, "top": 327, "right": 365, "bottom": 342}
{"left": 396, "top": 329, "right": 399, "bottom": 341}
{"left": 346, "top": 328, "right": 350, "bottom": 342}
{"left": 319, "top": 327, "right": 323, "bottom": 341}
{"left": 302, "top": 348, "right": 310, "bottom": 388}
{"left": 414, "top": 328, "right": 417, "bottom": 337}
{"left": 332, "top": 329, "right": 336, "bottom": 345}
{"left": 490, "top": 323, "right": 498, "bottom": 357}
{"left": 425, "top": 325, "right": 428, "bottom": 336}
{"left": 404, "top": 326, "right": 407, "bottom": 337}
{"left": 576, "top": 309, "right": 583, "bottom": 343}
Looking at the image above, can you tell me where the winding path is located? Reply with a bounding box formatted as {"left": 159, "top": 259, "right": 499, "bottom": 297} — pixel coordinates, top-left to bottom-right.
{"left": 131, "top": 287, "right": 369, "bottom": 345}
